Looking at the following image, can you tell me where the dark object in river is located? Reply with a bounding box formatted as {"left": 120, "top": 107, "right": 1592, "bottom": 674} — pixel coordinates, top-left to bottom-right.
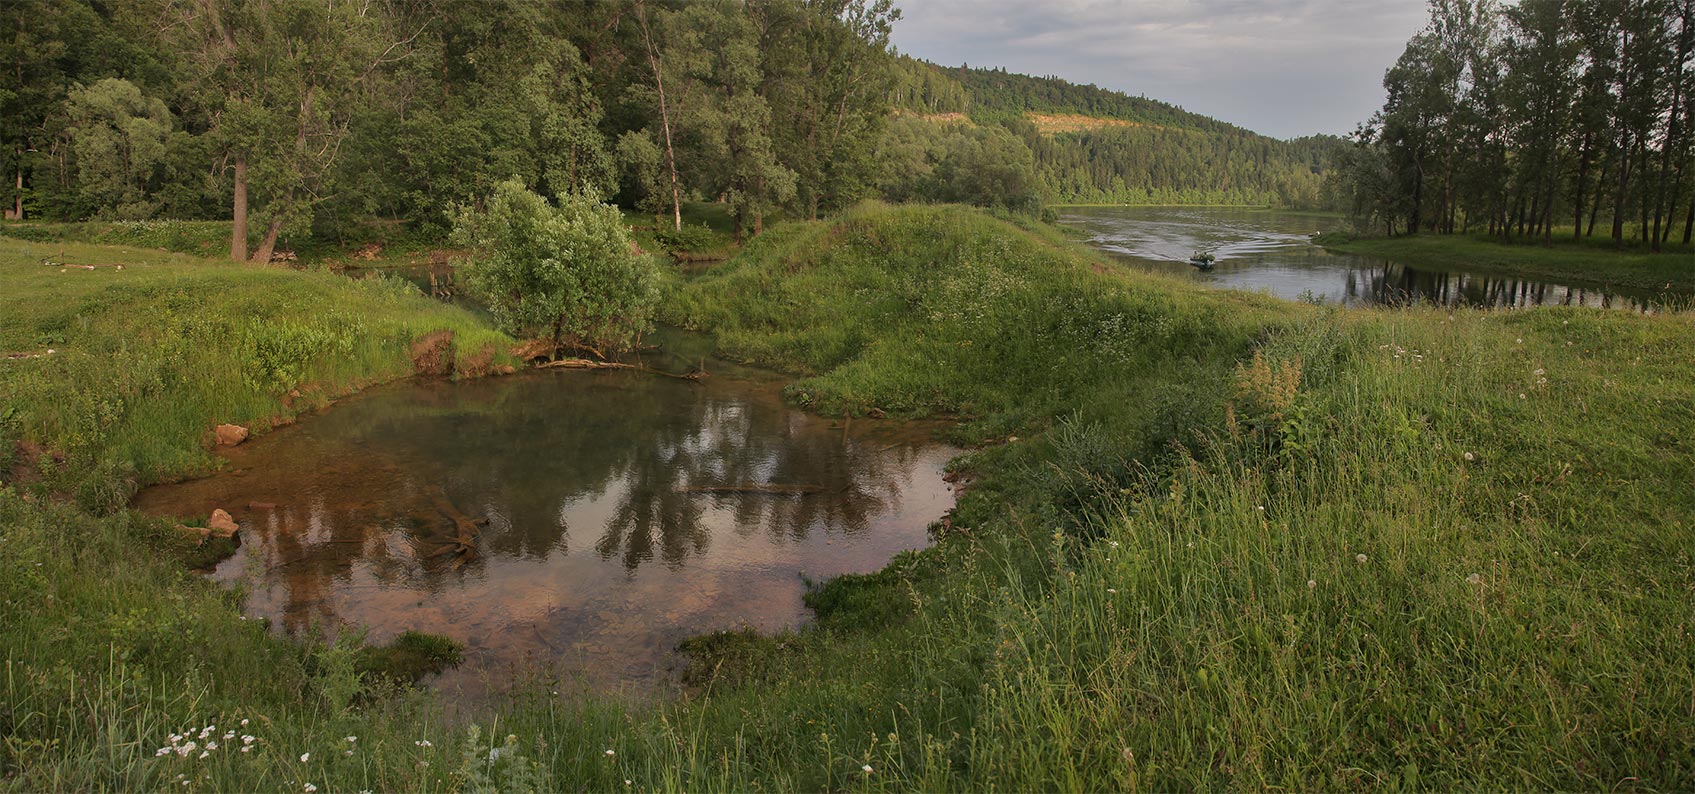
{"left": 681, "top": 482, "right": 824, "bottom": 495}
{"left": 1189, "top": 251, "right": 1216, "bottom": 270}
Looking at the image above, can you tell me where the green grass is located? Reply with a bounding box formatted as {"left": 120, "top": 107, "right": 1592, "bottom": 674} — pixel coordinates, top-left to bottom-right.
{"left": 0, "top": 219, "right": 234, "bottom": 258}
{"left": 1317, "top": 230, "right": 1695, "bottom": 294}
{"left": 3, "top": 203, "right": 1693, "bottom": 790}
{"left": 622, "top": 202, "right": 741, "bottom": 260}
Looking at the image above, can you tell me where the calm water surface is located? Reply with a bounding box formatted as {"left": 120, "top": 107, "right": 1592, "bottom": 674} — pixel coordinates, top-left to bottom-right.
{"left": 1061, "top": 206, "right": 1673, "bottom": 310}
{"left": 134, "top": 340, "right": 957, "bottom": 698}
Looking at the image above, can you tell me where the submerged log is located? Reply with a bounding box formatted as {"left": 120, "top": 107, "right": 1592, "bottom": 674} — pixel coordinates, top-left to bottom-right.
{"left": 681, "top": 482, "right": 825, "bottom": 495}
{"left": 539, "top": 357, "right": 706, "bottom": 381}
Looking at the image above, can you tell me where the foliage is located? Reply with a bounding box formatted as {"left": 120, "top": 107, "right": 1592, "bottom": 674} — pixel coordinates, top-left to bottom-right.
{"left": 453, "top": 179, "right": 660, "bottom": 353}
{"left": 1336, "top": 0, "right": 1694, "bottom": 250}
{"left": 62, "top": 78, "right": 175, "bottom": 220}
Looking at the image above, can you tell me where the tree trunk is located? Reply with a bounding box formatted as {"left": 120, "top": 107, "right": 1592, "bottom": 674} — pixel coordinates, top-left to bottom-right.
{"left": 635, "top": 2, "right": 682, "bottom": 232}
{"left": 1611, "top": 135, "right": 1632, "bottom": 245}
{"left": 6, "top": 157, "right": 20, "bottom": 220}
{"left": 252, "top": 215, "right": 284, "bottom": 264}
{"left": 1572, "top": 133, "right": 1592, "bottom": 240}
{"left": 1683, "top": 191, "right": 1694, "bottom": 244}
{"left": 1588, "top": 156, "right": 1609, "bottom": 237}
{"left": 231, "top": 156, "right": 249, "bottom": 261}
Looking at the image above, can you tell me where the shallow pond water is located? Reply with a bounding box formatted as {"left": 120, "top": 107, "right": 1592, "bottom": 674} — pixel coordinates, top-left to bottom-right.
{"left": 134, "top": 341, "right": 957, "bottom": 698}
{"left": 1061, "top": 206, "right": 1673, "bottom": 310}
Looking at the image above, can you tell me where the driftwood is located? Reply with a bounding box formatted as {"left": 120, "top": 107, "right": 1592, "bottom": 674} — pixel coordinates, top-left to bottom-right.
{"left": 42, "top": 257, "right": 125, "bottom": 270}
{"left": 681, "top": 483, "right": 824, "bottom": 495}
{"left": 420, "top": 492, "right": 489, "bottom": 568}
{"left": 539, "top": 357, "right": 706, "bottom": 381}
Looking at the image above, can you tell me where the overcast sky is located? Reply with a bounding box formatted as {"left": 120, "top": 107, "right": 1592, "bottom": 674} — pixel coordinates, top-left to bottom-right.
{"left": 889, "top": 0, "right": 1431, "bottom": 140}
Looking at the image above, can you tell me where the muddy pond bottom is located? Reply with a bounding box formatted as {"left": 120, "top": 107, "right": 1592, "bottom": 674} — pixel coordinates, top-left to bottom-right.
{"left": 134, "top": 361, "right": 958, "bottom": 699}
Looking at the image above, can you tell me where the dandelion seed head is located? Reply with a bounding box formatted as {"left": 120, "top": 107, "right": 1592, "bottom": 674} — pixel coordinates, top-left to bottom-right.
{"left": 1466, "top": 572, "right": 1482, "bottom": 585}
{"left": 1307, "top": 579, "right": 1317, "bottom": 589}
{"left": 1464, "top": 451, "right": 1475, "bottom": 461}
{"left": 1356, "top": 553, "right": 1367, "bottom": 564}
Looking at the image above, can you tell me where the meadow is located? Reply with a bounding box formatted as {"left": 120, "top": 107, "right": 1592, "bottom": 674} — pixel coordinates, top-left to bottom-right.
{"left": 2, "top": 204, "right": 1693, "bottom": 790}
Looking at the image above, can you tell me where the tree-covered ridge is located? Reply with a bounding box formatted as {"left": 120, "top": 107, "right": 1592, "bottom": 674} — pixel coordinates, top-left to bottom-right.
{"left": 885, "top": 57, "right": 1348, "bottom": 207}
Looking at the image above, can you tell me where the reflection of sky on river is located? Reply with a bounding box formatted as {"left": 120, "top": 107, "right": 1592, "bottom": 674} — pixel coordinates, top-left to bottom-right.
{"left": 1063, "top": 207, "right": 1673, "bottom": 311}
{"left": 134, "top": 353, "right": 957, "bottom": 700}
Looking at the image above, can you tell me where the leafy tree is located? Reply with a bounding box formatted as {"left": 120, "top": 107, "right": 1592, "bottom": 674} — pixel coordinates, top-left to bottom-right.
{"left": 62, "top": 78, "right": 172, "bottom": 219}
{"left": 674, "top": 1, "right": 797, "bottom": 239}
{"left": 453, "top": 179, "right": 660, "bottom": 356}
{"left": 930, "top": 125, "right": 1042, "bottom": 213}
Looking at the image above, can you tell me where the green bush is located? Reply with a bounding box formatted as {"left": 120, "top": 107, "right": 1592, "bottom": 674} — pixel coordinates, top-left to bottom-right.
{"left": 453, "top": 179, "right": 661, "bottom": 354}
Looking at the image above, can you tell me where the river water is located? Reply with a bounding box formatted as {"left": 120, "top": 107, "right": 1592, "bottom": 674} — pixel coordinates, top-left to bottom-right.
{"left": 134, "top": 337, "right": 957, "bottom": 698}
{"left": 1060, "top": 206, "right": 1672, "bottom": 310}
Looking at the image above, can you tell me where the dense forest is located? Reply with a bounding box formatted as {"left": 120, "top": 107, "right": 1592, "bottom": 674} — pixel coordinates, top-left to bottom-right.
{"left": 1334, "top": 0, "right": 1694, "bottom": 249}
{"left": 888, "top": 60, "right": 1347, "bottom": 207}
{"left": 1, "top": 0, "right": 1343, "bottom": 260}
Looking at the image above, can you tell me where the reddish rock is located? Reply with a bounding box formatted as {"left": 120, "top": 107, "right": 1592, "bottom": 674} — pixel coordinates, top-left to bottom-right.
{"left": 207, "top": 509, "right": 240, "bottom": 538}
{"left": 214, "top": 424, "right": 249, "bottom": 446}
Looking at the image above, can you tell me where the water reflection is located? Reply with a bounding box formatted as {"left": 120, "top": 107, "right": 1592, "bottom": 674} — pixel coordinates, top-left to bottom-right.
{"left": 134, "top": 359, "right": 956, "bottom": 696}
{"left": 1061, "top": 206, "right": 1676, "bottom": 310}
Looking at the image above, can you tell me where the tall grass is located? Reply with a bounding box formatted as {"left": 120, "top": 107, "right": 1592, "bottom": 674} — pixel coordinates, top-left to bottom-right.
{"left": 2, "top": 205, "right": 1691, "bottom": 789}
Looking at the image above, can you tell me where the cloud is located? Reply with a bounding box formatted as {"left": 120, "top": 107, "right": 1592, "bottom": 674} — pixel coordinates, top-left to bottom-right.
{"left": 889, "top": 0, "right": 1429, "bottom": 139}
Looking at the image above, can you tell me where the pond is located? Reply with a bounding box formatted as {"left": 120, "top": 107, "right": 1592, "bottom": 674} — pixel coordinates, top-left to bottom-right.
{"left": 1060, "top": 206, "right": 1669, "bottom": 310}
{"left": 133, "top": 336, "right": 958, "bottom": 698}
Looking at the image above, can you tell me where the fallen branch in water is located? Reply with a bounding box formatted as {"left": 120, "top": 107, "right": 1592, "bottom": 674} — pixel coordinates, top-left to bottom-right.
{"left": 681, "top": 482, "right": 824, "bottom": 495}
{"left": 538, "top": 358, "right": 706, "bottom": 381}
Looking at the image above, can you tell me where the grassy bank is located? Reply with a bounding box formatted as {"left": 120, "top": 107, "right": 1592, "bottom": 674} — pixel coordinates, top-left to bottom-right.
{"left": 4, "top": 204, "right": 1693, "bottom": 789}
{"left": 1317, "top": 231, "right": 1695, "bottom": 294}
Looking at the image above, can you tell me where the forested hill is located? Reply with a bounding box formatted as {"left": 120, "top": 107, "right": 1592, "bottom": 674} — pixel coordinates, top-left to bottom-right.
{"left": 889, "top": 58, "right": 1347, "bottom": 207}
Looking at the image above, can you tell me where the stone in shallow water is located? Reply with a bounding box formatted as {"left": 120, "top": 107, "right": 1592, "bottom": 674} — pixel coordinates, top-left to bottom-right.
{"left": 214, "top": 424, "right": 249, "bottom": 446}
{"left": 207, "top": 509, "right": 240, "bottom": 538}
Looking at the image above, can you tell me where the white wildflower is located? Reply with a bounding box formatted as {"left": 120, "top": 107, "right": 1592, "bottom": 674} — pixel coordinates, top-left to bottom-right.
{"left": 304, "top": 784, "right": 318, "bottom": 793}
{"left": 605, "top": 749, "right": 616, "bottom": 757}
{"left": 1307, "top": 579, "right": 1317, "bottom": 589}
{"left": 863, "top": 764, "right": 875, "bottom": 774}
{"left": 1355, "top": 553, "right": 1367, "bottom": 564}
{"left": 300, "top": 752, "right": 310, "bottom": 763}
{"left": 1464, "top": 451, "right": 1475, "bottom": 461}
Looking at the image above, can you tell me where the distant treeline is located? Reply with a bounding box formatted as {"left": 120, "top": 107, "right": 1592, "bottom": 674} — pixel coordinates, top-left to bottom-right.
{"left": 2, "top": 0, "right": 1345, "bottom": 259}
{"left": 1333, "top": 0, "right": 1693, "bottom": 249}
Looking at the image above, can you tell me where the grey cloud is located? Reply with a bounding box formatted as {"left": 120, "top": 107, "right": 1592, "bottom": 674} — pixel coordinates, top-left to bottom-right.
{"left": 890, "top": 0, "right": 1428, "bottom": 139}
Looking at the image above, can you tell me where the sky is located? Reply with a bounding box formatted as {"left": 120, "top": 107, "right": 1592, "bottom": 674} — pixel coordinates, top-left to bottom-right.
{"left": 888, "top": 0, "right": 1431, "bottom": 140}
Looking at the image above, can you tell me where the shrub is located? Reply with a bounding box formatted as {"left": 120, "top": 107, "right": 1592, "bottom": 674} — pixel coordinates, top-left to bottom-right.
{"left": 452, "top": 179, "right": 660, "bottom": 355}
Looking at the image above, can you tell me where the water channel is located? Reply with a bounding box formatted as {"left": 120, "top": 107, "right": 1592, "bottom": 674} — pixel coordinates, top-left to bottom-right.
{"left": 1060, "top": 206, "right": 1676, "bottom": 310}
